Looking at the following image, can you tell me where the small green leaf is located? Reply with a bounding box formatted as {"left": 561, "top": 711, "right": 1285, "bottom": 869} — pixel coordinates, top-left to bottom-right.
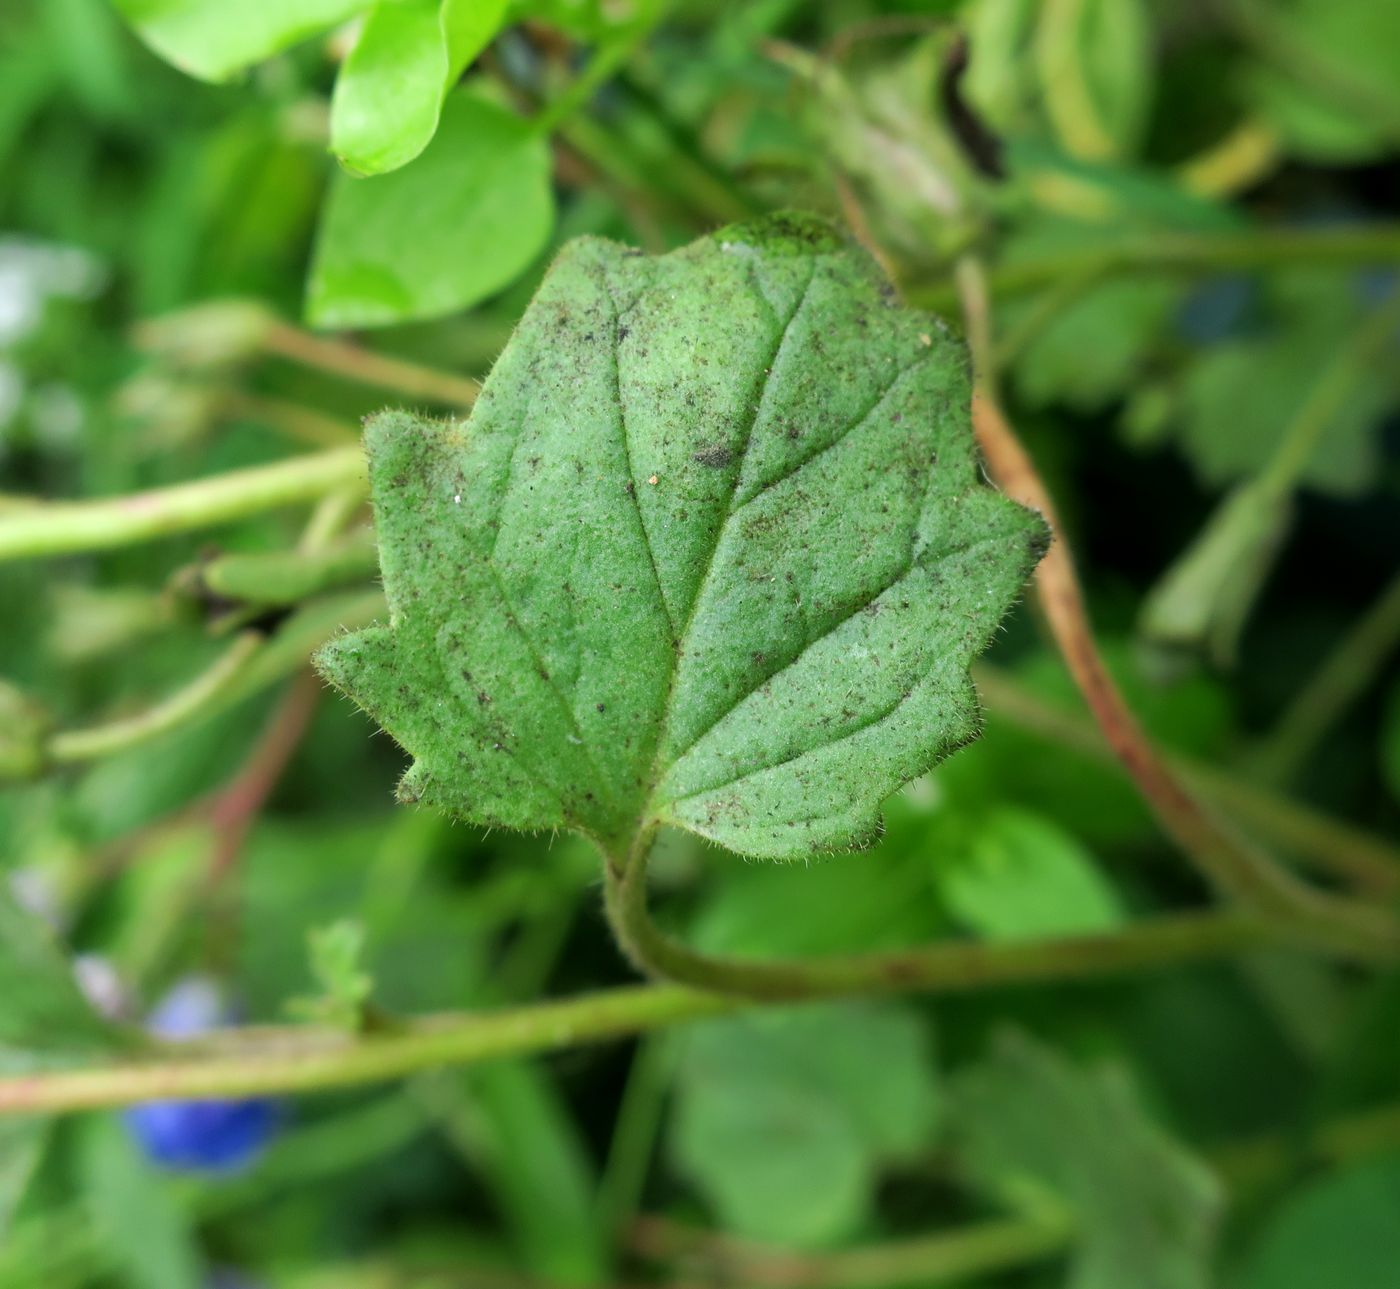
{"left": 316, "top": 214, "right": 1046, "bottom": 858}
{"left": 1239, "top": 1155, "right": 1400, "bottom": 1289}
{"left": 1177, "top": 335, "right": 1390, "bottom": 497}
{"left": 308, "top": 89, "right": 554, "bottom": 327}
{"left": 0, "top": 880, "right": 121, "bottom": 1063}
{"left": 78, "top": 1113, "right": 204, "bottom": 1289}
{"left": 287, "top": 919, "right": 375, "bottom": 1028}
{"left": 330, "top": 0, "right": 511, "bottom": 177}
{"left": 0, "top": 1119, "right": 47, "bottom": 1243}
{"left": 1244, "top": 0, "right": 1400, "bottom": 163}
{"left": 0, "top": 680, "right": 51, "bottom": 783}
{"left": 953, "top": 1031, "right": 1222, "bottom": 1289}
{"left": 963, "top": 0, "right": 1039, "bottom": 134}
{"left": 1138, "top": 479, "right": 1293, "bottom": 670}
{"left": 939, "top": 807, "right": 1125, "bottom": 941}
{"left": 111, "top": 0, "right": 368, "bottom": 82}
{"left": 1009, "top": 276, "right": 1180, "bottom": 412}
{"left": 670, "top": 1002, "right": 939, "bottom": 1246}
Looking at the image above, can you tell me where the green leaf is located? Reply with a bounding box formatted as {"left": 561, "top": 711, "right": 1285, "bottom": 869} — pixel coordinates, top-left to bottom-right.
{"left": 316, "top": 213, "right": 1046, "bottom": 859}
{"left": 938, "top": 806, "right": 1125, "bottom": 941}
{"left": 0, "top": 1119, "right": 47, "bottom": 1243}
{"left": 953, "top": 1031, "right": 1222, "bottom": 1289}
{"left": 1138, "top": 479, "right": 1293, "bottom": 669}
{"left": 287, "top": 919, "right": 375, "bottom": 1028}
{"left": 330, "top": 0, "right": 511, "bottom": 176}
{"left": 670, "top": 1002, "right": 939, "bottom": 1245}
{"left": 691, "top": 813, "right": 948, "bottom": 958}
{"left": 1240, "top": 1155, "right": 1400, "bottom": 1289}
{"left": 1244, "top": 0, "right": 1400, "bottom": 163}
{"left": 1176, "top": 333, "right": 1390, "bottom": 497}
{"left": 78, "top": 1114, "right": 204, "bottom": 1289}
{"left": 0, "top": 880, "right": 121, "bottom": 1064}
{"left": 1009, "top": 276, "right": 1180, "bottom": 412}
{"left": 963, "top": 0, "right": 1039, "bottom": 134}
{"left": 308, "top": 89, "right": 553, "bottom": 327}
{"left": 111, "top": 0, "right": 368, "bottom": 82}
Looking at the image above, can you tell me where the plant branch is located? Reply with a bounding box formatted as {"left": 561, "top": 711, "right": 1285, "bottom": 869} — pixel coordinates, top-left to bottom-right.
{"left": 0, "top": 912, "right": 1286, "bottom": 1115}
{"left": 206, "top": 669, "right": 322, "bottom": 885}
{"left": 605, "top": 827, "right": 1281, "bottom": 999}
{"left": 974, "top": 664, "right": 1400, "bottom": 897}
{"left": 906, "top": 223, "right": 1400, "bottom": 314}
{"left": 532, "top": 0, "right": 666, "bottom": 137}
{"left": 46, "top": 632, "right": 265, "bottom": 768}
{"left": 191, "top": 526, "right": 378, "bottom": 609}
{"left": 954, "top": 254, "right": 1400, "bottom": 961}
{"left": 0, "top": 446, "right": 366, "bottom": 563}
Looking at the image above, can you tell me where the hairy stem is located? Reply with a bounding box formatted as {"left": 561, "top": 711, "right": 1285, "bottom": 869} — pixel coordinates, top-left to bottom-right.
{"left": 955, "top": 254, "right": 1400, "bottom": 960}
{"left": 0, "top": 446, "right": 366, "bottom": 563}
{"left": 0, "top": 910, "right": 1288, "bottom": 1115}
{"left": 974, "top": 664, "right": 1400, "bottom": 897}
{"left": 604, "top": 829, "right": 1282, "bottom": 1000}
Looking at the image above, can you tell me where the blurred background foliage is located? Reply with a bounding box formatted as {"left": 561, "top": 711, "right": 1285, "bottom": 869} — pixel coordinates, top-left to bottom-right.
{"left": 1, "top": 0, "right": 1399, "bottom": 1286}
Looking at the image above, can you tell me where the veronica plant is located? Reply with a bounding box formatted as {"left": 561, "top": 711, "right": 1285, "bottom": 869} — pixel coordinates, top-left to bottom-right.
{"left": 313, "top": 213, "right": 1047, "bottom": 984}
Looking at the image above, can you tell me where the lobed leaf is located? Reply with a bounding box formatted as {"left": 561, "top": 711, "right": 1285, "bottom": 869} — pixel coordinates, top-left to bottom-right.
{"left": 670, "top": 1002, "right": 939, "bottom": 1245}
{"left": 316, "top": 213, "right": 1047, "bottom": 859}
{"left": 953, "top": 1031, "right": 1222, "bottom": 1289}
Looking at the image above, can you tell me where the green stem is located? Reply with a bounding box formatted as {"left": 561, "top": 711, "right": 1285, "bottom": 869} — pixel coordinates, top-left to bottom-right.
{"left": 1036, "top": 0, "right": 1116, "bottom": 161}
{"left": 907, "top": 224, "right": 1400, "bottom": 315}
{"left": 974, "top": 664, "right": 1400, "bottom": 896}
{"left": 532, "top": 0, "right": 666, "bottom": 137}
{"left": 0, "top": 446, "right": 366, "bottom": 563}
{"left": 955, "top": 253, "right": 1400, "bottom": 962}
{"left": 196, "top": 527, "right": 378, "bottom": 607}
{"left": 0, "top": 913, "right": 1283, "bottom": 1115}
{"left": 299, "top": 486, "right": 367, "bottom": 554}
{"left": 47, "top": 632, "right": 264, "bottom": 767}
{"left": 605, "top": 829, "right": 1283, "bottom": 1000}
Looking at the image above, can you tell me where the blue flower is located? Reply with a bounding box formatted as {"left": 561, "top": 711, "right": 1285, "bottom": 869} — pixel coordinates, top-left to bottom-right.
{"left": 124, "top": 978, "right": 280, "bottom": 1173}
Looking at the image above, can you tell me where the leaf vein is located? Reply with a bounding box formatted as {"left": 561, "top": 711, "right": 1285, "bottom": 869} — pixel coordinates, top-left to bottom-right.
{"left": 659, "top": 526, "right": 1016, "bottom": 799}
{"left": 733, "top": 347, "right": 933, "bottom": 514}
{"left": 611, "top": 292, "right": 680, "bottom": 639}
